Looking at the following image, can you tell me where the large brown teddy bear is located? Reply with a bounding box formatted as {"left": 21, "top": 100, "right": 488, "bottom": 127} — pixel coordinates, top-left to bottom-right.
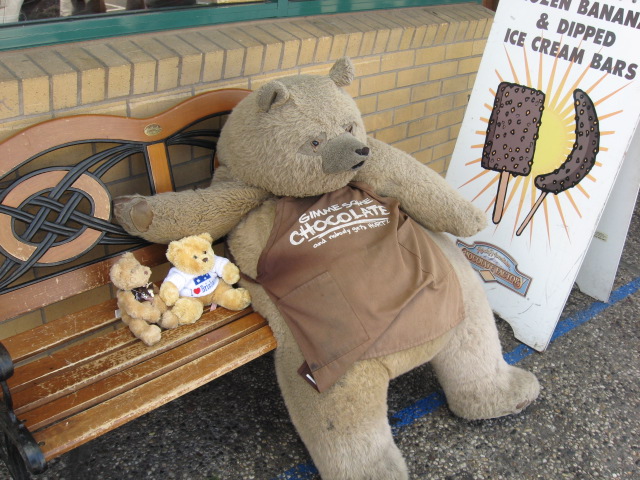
{"left": 114, "top": 58, "right": 540, "bottom": 479}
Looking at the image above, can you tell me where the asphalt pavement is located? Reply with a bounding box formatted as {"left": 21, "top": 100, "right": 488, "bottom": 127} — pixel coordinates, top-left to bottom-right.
{"left": 3, "top": 201, "right": 639, "bottom": 480}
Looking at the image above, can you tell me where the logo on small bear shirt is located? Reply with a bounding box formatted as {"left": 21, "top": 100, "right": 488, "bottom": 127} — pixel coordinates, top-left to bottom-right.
{"left": 192, "top": 273, "right": 213, "bottom": 296}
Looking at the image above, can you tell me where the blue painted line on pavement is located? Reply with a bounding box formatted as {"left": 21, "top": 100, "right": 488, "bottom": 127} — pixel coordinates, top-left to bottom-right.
{"left": 275, "top": 276, "right": 640, "bottom": 480}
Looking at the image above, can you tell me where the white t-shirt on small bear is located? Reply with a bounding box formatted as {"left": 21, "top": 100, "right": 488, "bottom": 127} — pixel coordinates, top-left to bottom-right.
{"left": 164, "top": 256, "right": 230, "bottom": 298}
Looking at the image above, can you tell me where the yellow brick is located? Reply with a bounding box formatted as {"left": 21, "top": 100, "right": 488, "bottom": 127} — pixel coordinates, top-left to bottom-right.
{"left": 442, "top": 75, "right": 469, "bottom": 95}
{"left": 157, "top": 35, "right": 202, "bottom": 86}
{"left": 413, "top": 148, "right": 434, "bottom": 165}
{"left": 297, "top": 38, "right": 317, "bottom": 66}
{"left": 374, "top": 124, "right": 407, "bottom": 144}
{"left": 363, "top": 110, "right": 393, "bottom": 132}
{"left": 202, "top": 50, "right": 224, "bottom": 82}
{"left": 360, "top": 72, "right": 396, "bottom": 95}
{"left": 282, "top": 39, "right": 301, "bottom": 70}
{"left": 433, "top": 23, "right": 449, "bottom": 45}
{"left": 343, "top": 79, "right": 360, "bottom": 99}
{"left": 397, "top": 66, "right": 429, "bottom": 87}
{"left": 108, "top": 40, "right": 154, "bottom": 96}
{"left": 249, "top": 70, "right": 298, "bottom": 90}
{"left": 358, "top": 30, "right": 377, "bottom": 56}
{"left": 433, "top": 140, "right": 456, "bottom": 160}
{"left": 473, "top": 39, "right": 487, "bottom": 56}
{"left": 411, "top": 81, "right": 441, "bottom": 102}
{"left": 449, "top": 122, "right": 462, "bottom": 141}
{"left": 437, "top": 108, "right": 464, "bottom": 129}
{"left": 299, "top": 64, "right": 332, "bottom": 76}
{"left": 260, "top": 24, "right": 300, "bottom": 70}
{"left": 355, "top": 96, "right": 377, "bottom": 115}
{"left": 243, "top": 45, "right": 265, "bottom": 76}
{"left": 380, "top": 51, "right": 415, "bottom": 72}
{"left": 61, "top": 102, "right": 126, "bottom": 117}
{"left": 23, "top": 76, "right": 50, "bottom": 115}
{"left": 0, "top": 311, "right": 43, "bottom": 340}
{"left": 352, "top": 57, "right": 381, "bottom": 77}
{"left": 410, "top": 25, "right": 428, "bottom": 49}
{"left": 408, "top": 115, "right": 436, "bottom": 137}
{"left": 83, "top": 44, "right": 133, "bottom": 99}
{"left": 416, "top": 46, "right": 445, "bottom": 65}
{"left": 422, "top": 24, "right": 439, "bottom": 47}
{"left": 458, "top": 57, "right": 482, "bottom": 75}
{"left": 327, "top": 34, "right": 348, "bottom": 61}
{"left": 314, "top": 36, "right": 332, "bottom": 63}
{"left": 372, "top": 29, "right": 390, "bottom": 55}
{"left": 57, "top": 46, "right": 106, "bottom": 104}
{"left": 394, "top": 102, "right": 426, "bottom": 125}
{"left": 429, "top": 61, "right": 458, "bottom": 81}
{"left": 0, "top": 79, "right": 19, "bottom": 120}
{"left": 52, "top": 72, "right": 78, "bottom": 110}
{"left": 446, "top": 41, "right": 474, "bottom": 60}
{"left": 377, "top": 87, "right": 410, "bottom": 110}
{"left": 194, "top": 78, "right": 250, "bottom": 93}
{"left": 128, "top": 91, "right": 192, "bottom": 118}
{"left": 223, "top": 49, "right": 245, "bottom": 79}
{"left": 453, "top": 91, "right": 471, "bottom": 108}
{"left": 345, "top": 32, "right": 363, "bottom": 59}
{"left": 398, "top": 27, "right": 415, "bottom": 51}
{"left": 425, "top": 95, "right": 454, "bottom": 116}
{"left": 427, "top": 156, "right": 447, "bottom": 174}
{"left": 420, "top": 128, "right": 450, "bottom": 149}
{"left": 392, "top": 136, "right": 421, "bottom": 155}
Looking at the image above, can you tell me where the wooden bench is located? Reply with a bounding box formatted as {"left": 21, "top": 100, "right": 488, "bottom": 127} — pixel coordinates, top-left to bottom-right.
{"left": 0, "top": 89, "right": 276, "bottom": 479}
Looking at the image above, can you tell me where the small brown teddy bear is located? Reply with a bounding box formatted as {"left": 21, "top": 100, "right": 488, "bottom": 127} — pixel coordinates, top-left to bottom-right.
{"left": 110, "top": 252, "right": 179, "bottom": 346}
{"left": 160, "top": 233, "right": 251, "bottom": 324}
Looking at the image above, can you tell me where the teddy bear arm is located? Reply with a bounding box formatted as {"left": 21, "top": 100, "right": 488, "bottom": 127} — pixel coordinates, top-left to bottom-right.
{"left": 220, "top": 262, "right": 240, "bottom": 285}
{"left": 355, "top": 137, "right": 487, "bottom": 237}
{"left": 114, "top": 179, "right": 270, "bottom": 244}
{"left": 117, "top": 291, "right": 161, "bottom": 322}
{"left": 159, "top": 281, "right": 180, "bottom": 306}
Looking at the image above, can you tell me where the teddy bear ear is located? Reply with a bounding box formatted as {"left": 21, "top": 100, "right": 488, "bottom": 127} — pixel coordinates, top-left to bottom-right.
{"left": 257, "top": 81, "right": 290, "bottom": 112}
{"left": 329, "top": 57, "right": 355, "bottom": 87}
{"left": 198, "top": 233, "right": 213, "bottom": 244}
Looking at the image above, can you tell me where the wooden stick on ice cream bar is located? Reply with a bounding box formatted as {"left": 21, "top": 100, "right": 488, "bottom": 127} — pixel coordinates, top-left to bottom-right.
{"left": 516, "top": 89, "right": 600, "bottom": 236}
{"left": 482, "top": 82, "right": 545, "bottom": 224}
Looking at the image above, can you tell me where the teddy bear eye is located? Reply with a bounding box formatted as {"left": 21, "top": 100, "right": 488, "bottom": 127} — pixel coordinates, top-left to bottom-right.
{"left": 311, "top": 140, "right": 320, "bottom": 147}
{"left": 193, "top": 255, "right": 198, "bottom": 259}
{"left": 345, "top": 124, "right": 354, "bottom": 134}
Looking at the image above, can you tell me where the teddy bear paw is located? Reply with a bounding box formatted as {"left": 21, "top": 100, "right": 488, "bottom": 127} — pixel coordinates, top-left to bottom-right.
{"left": 159, "top": 310, "right": 180, "bottom": 329}
{"left": 139, "top": 325, "right": 162, "bottom": 346}
{"left": 446, "top": 365, "right": 540, "bottom": 420}
{"left": 219, "top": 288, "right": 251, "bottom": 311}
{"left": 172, "top": 298, "right": 204, "bottom": 325}
{"left": 113, "top": 195, "right": 154, "bottom": 235}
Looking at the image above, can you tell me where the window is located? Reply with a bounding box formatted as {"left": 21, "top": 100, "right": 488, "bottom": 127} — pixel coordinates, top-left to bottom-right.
{"left": 0, "top": 0, "right": 481, "bottom": 51}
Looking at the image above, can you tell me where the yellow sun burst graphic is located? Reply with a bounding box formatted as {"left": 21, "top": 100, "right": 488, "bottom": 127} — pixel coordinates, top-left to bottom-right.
{"left": 460, "top": 44, "right": 626, "bottom": 245}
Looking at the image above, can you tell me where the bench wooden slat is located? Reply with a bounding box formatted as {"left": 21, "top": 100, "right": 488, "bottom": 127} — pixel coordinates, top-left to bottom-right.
{"left": 20, "top": 313, "right": 268, "bottom": 431}
{"left": 0, "top": 244, "right": 167, "bottom": 323}
{"left": 13, "top": 306, "right": 252, "bottom": 414}
{"left": 4, "top": 300, "right": 120, "bottom": 365}
{"left": 33, "top": 325, "right": 276, "bottom": 461}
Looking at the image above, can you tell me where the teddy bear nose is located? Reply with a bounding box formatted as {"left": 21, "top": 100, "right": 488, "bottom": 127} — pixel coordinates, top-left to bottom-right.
{"left": 355, "top": 147, "right": 369, "bottom": 156}
{"left": 203, "top": 257, "right": 209, "bottom": 263}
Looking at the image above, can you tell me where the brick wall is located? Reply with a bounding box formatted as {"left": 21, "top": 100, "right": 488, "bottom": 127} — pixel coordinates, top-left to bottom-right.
{"left": 0, "top": 3, "right": 494, "bottom": 338}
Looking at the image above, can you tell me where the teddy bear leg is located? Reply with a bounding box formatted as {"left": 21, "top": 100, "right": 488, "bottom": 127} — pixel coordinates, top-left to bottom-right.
{"left": 126, "top": 317, "right": 162, "bottom": 346}
{"left": 172, "top": 297, "right": 204, "bottom": 324}
{"left": 276, "top": 354, "right": 408, "bottom": 480}
{"left": 430, "top": 301, "right": 540, "bottom": 420}
{"left": 211, "top": 281, "right": 251, "bottom": 311}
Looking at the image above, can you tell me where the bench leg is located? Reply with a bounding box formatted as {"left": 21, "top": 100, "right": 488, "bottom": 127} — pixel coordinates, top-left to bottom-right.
{"left": 0, "top": 344, "right": 46, "bottom": 478}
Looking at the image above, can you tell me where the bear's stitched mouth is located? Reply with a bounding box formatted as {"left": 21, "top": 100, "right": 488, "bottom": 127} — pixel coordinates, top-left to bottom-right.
{"left": 352, "top": 160, "right": 365, "bottom": 170}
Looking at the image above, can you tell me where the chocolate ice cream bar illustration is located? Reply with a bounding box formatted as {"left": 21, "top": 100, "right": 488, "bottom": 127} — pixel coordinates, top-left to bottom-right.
{"left": 516, "top": 89, "right": 600, "bottom": 236}
{"left": 482, "top": 82, "right": 545, "bottom": 224}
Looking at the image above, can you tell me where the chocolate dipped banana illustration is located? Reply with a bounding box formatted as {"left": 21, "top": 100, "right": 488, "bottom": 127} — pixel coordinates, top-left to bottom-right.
{"left": 482, "top": 82, "right": 545, "bottom": 224}
{"left": 516, "top": 89, "right": 600, "bottom": 236}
